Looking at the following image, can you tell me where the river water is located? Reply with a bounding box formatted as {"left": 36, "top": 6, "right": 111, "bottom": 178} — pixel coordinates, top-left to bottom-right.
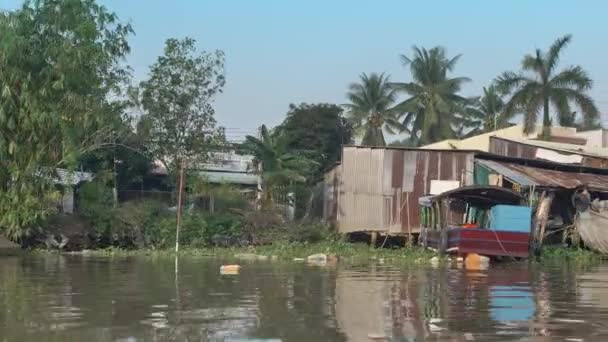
{"left": 1, "top": 255, "right": 608, "bottom": 341}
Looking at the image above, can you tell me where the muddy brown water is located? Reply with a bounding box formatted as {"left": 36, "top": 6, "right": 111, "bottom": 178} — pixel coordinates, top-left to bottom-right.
{"left": 1, "top": 255, "right": 608, "bottom": 341}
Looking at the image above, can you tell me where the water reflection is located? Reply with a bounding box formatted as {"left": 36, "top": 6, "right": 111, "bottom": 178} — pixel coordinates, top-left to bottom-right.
{"left": 1, "top": 255, "right": 608, "bottom": 341}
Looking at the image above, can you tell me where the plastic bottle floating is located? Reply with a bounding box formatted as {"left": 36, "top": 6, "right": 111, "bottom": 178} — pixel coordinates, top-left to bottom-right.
{"left": 220, "top": 265, "right": 241, "bottom": 275}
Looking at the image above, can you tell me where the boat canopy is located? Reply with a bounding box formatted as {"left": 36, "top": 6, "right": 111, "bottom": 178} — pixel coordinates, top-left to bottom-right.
{"left": 427, "top": 185, "right": 523, "bottom": 207}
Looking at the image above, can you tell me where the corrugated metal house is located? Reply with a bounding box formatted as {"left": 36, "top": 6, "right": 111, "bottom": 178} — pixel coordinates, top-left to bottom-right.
{"left": 325, "top": 146, "right": 476, "bottom": 234}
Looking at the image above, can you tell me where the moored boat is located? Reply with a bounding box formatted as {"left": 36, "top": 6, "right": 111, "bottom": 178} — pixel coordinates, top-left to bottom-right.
{"left": 419, "top": 186, "right": 532, "bottom": 258}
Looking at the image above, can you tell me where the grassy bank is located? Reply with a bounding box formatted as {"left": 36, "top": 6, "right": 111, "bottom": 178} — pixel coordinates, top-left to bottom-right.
{"left": 37, "top": 241, "right": 607, "bottom": 267}
{"left": 51, "top": 241, "right": 436, "bottom": 264}
{"left": 539, "top": 246, "right": 604, "bottom": 265}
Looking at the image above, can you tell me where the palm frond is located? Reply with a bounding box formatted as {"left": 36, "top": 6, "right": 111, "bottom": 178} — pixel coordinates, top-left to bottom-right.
{"left": 522, "top": 51, "right": 545, "bottom": 76}
{"left": 523, "top": 92, "right": 543, "bottom": 134}
{"left": 557, "top": 88, "right": 599, "bottom": 121}
{"left": 546, "top": 34, "right": 572, "bottom": 75}
{"left": 502, "top": 81, "right": 542, "bottom": 122}
{"left": 550, "top": 65, "right": 592, "bottom": 90}
{"left": 551, "top": 91, "right": 574, "bottom": 127}
{"left": 496, "top": 72, "right": 534, "bottom": 93}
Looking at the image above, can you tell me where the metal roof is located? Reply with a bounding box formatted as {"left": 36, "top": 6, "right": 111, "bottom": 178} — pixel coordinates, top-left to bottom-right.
{"left": 44, "top": 168, "right": 94, "bottom": 186}
{"left": 199, "top": 171, "right": 259, "bottom": 185}
{"left": 476, "top": 159, "right": 608, "bottom": 191}
{"left": 492, "top": 137, "right": 608, "bottom": 160}
{"left": 427, "top": 185, "right": 524, "bottom": 207}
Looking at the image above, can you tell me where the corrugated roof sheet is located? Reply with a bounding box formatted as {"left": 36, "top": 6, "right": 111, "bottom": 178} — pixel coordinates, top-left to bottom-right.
{"left": 496, "top": 137, "right": 608, "bottom": 160}
{"left": 51, "top": 168, "right": 94, "bottom": 186}
{"left": 476, "top": 160, "right": 538, "bottom": 187}
{"left": 476, "top": 159, "right": 608, "bottom": 191}
{"left": 200, "top": 171, "right": 259, "bottom": 185}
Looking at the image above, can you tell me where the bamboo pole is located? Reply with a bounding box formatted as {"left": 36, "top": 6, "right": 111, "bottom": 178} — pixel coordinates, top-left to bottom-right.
{"left": 175, "top": 160, "right": 185, "bottom": 253}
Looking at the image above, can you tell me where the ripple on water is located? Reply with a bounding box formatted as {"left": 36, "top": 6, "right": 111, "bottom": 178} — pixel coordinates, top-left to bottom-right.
{"left": 3, "top": 255, "right": 608, "bottom": 341}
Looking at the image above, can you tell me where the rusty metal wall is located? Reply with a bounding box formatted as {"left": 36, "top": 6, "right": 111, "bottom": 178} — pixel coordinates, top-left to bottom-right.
{"left": 489, "top": 136, "right": 608, "bottom": 168}
{"left": 334, "top": 146, "right": 475, "bottom": 234}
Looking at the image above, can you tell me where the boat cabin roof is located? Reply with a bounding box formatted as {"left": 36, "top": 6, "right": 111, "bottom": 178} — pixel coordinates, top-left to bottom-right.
{"left": 419, "top": 185, "right": 524, "bottom": 207}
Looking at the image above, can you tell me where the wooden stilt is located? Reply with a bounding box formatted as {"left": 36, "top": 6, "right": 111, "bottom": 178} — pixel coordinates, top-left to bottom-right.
{"left": 371, "top": 232, "right": 378, "bottom": 247}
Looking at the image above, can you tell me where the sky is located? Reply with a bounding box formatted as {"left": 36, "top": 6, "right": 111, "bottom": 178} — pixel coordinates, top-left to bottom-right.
{"left": 3, "top": 0, "right": 608, "bottom": 141}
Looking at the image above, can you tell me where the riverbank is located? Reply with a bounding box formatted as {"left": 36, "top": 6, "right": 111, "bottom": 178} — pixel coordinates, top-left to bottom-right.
{"left": 34, "top": 241, "right": 605, "bottom": 266}
{"left": 56, "top": 241, "right": 435, "bottom": 264}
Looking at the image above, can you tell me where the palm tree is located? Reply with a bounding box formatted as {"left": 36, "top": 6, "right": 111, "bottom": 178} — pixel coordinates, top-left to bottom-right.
{"left": 496, "top": 34, "right": 599, "bottom": 137}
{"left": 344, "top": 73, "right": 400, "bottom": 146}
{"left": 391, "top": 46, "right": 472, "bottom": 146}
{"left": 242, "top": 125, "right": 315, "bottom": 209}
{"left": 462, "top": 85, "right": 509, "bottom": 136}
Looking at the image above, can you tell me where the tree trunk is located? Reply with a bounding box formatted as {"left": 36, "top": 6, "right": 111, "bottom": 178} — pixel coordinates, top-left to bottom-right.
{"left": 362, "top": 113, "right": 386, "bottom": 146}
{"left": 532, "top": 191, "right": 555, "bottom": 255}
{"left": 541, "top": 97, "right": 551, "bottom": 139}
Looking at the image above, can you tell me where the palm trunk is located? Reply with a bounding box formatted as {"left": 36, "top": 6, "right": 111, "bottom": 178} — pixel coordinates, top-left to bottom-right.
{"left": 362, "top": 113, "right": 386, "bottom": 146}
{"left": 541, "top": 97, "right": 551, "bottom": 139}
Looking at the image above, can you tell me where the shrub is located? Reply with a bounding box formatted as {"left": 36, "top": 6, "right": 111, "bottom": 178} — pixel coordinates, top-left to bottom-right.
{"left": 78, "top": 181, "right": 114, "bottom": 241}
{"left": 288, "top": 223, "right": 333, "bottom": 243}
{"left": 113, "top": 200, "right": 166, "bottom": 248}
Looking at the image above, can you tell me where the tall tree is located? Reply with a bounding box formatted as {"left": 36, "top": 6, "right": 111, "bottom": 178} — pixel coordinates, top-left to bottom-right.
{"left": 391, "top": 46, "right": 472, "bottom": 145}
{"left": 277, "top": 103, "right": 352, "bottom": 181}
{"left": 241, "top": 125, "right": 316, "bottom": 209}
{"left": 462, "top": 85, "right": 509, "bottom": 136}
{"left": 344, "top": 73, "right": 400, "bottom": 146}
{"left": 496, "top": 34, "right": 599, "bottom": 136}
{"left": 135, "top": 37, "right": 226, "bottom": 174}
{"left": 0, "top": 0, "right": 132, "bottom": 239}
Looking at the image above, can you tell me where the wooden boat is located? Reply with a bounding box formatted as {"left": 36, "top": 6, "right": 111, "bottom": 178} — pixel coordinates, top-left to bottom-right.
{"left": 419, "top": 186, "right": 532, "bottom": 258}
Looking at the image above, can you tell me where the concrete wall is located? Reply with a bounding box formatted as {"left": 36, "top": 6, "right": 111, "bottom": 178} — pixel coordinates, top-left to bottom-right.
{"left": 421, "top": 125, "right": 578, "bottom": 152}
{"left": 574, "top": 129, "right": 608, "bottom": 148}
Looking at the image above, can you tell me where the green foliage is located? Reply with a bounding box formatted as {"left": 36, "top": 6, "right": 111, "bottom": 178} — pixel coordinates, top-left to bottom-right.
{"left": 287, "top": 223, "right": 333, "bottom": 243}
{"left": 78, "top": 181, "right": 114, "bottom": 238}
{"left": 345, "top": 73, "right": 400, "bottom": 146}
{"left": 135, "top": 37, "right": 226, "bottom": 174}
{"left": 78, "top": 115, "right": 153, "bottom": 192}
{"left": 80, "top": 186, "right": 247, "bottom": 249}
{"left": 496, "top": 34, "right": 599, "bottom": 135}
{"left": 201, "top": 213, "right": 242, "bottom": 240}
{"left": 462, "top": 85, "right": 509, "bottom": 136}
{"left": 392, "top": 46, "right": 473, "bottom": 145}
{"left": 388, "top": 137, "right": 419, "bottom": 148}
{"left": 277, "top": 103, "right": 352, "bottom": 181}
{"left": 541, "top": 246, "right": 603, "bottom": 265}
{"left": 241, "top": 125, "right": 317, "bottom": 209}
{"left": 0, "top": 0, "right": 132, "bottom": 239}
{"left": 190, "top": 177, "right": 250, "bottom": 213}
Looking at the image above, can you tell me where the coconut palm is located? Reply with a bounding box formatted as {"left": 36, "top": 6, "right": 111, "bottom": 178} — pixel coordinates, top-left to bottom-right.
{"left": 241, "top": 125, "right": 316, "bottom": 209}
{"left": 496, "top": 34, "right": 599, "bottom": 136}
{"left": 462, "top": 85, "right": 509, "bottom": 136}
{"left": 344, "top": 72, "right": 401, "bottom": 146}
{"left": 391, "top": 46, "right": 471, "bottom": 145}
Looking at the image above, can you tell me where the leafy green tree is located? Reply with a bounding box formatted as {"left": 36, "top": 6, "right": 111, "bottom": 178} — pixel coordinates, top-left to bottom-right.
{"left": 135, "top": 37, "right": 226, "bottom": 174}
{"left": 391, "top": 46, "right": 472, "bottom": 145}
{"left": 344, "top": 73, "right": 400, "bottom": 146}
{"left": 277, "top": 103, "right": 352, "bottom": 181}
{"left": 460, "top": 85, "right": 510, "bottom": 137}
{"left": 274, "top": 103, "right": 352, "bottom": 218}
{"left": 241, "top": 125, "right": 316, "bottom": 209}
{"left": 496, "top": 34, "right": 599, "bottom": 136}
{"left": 77, "top": 114, "right": 153, "bottom": 198}
{"left": 0, "top": 0, "right": 132, "bottom": 239}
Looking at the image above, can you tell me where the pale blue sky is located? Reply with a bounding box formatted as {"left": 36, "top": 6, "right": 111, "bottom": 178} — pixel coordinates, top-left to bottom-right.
{"left": 3, "top": 1, "right": 608, "bottom": 138}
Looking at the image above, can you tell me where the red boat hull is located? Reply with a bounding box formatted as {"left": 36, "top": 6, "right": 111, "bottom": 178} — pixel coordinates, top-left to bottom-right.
{"left": 426, "top": 228, "right": 530, "bottom": 258}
